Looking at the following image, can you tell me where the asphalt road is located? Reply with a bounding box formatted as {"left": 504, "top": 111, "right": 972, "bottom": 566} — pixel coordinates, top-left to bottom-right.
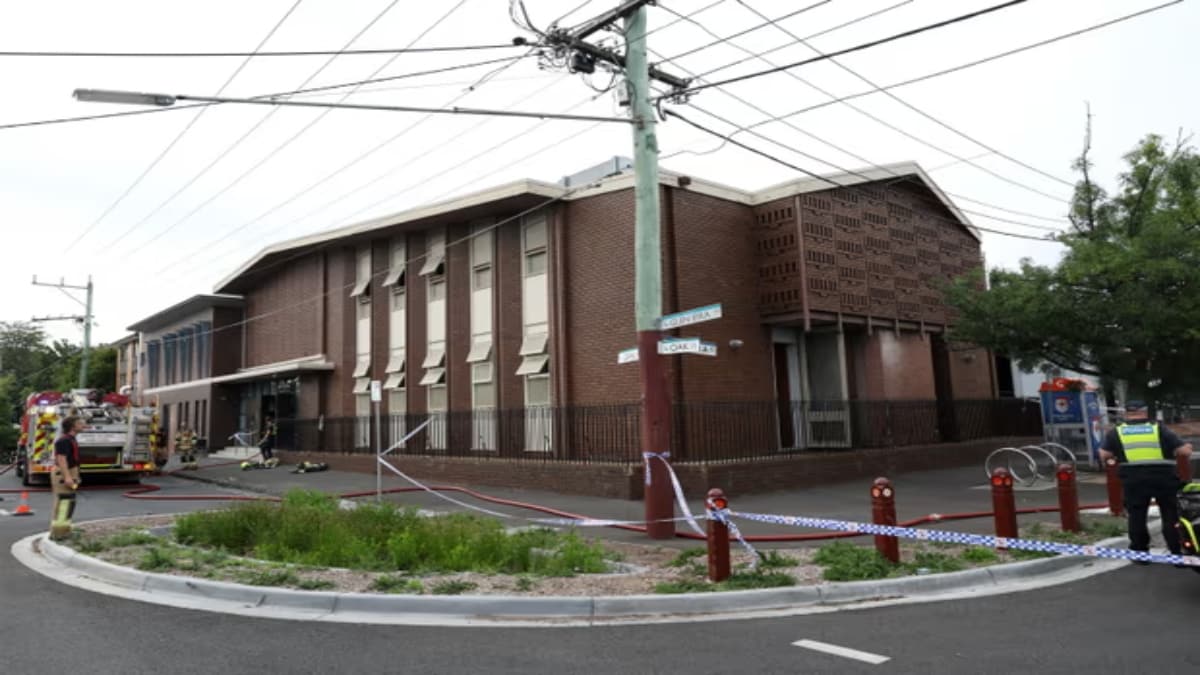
{"left": 3, "top": 476, "right": 1198, "bottom": 674}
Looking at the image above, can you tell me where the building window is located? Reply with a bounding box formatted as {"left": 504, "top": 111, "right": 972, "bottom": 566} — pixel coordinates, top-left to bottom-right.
{"left": 521, "top": 213, "right": 551, "bottom": 451}
{"left": 354, "top": 382, "right": 371, "bottom": 450}
{"left": 387, "top": 287, "right": 406, "bottom": 375}
{"left": 383, "top": 237, "right": 406, "bottom": 288}
{"left": 418, "top": 230, "right": 446, "bottom": 277}
{"left": 350, "top": 245, "right": 372, "bottom": 298}
{"left": 387, "top": 388, "right": 407, "bottom": 447}
{"left": 354, "top": 297, "right": 371, "bottom": 378}
{"left": 423, "top": 229, "right": 448, "bottom": 393}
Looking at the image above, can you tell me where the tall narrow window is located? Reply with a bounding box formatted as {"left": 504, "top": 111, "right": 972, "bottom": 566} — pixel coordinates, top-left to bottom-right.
{"left": 519, "top": 214, "right": 552, "bottom": 451}
{"left": 422, "top": 231, "right": 448, "bottom": 450}
{"left": 469, "top": 222, "right": 496, "bottom": 450}
{"left": 352, "top": 245, "right": 372, "bottom": 380}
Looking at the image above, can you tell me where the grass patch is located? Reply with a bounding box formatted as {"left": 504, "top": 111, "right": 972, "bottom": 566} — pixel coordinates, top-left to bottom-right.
{"left": 76, "top": 529, "right": 159, "bottom": 554}
{"left": 137, "top": 546, "right": 177, "bottom": 571}
{"left": 173, "top": 490, "right": 610, "bottom": 575}
{"left": 901, "top": 550, "right": 965, "bottom": 576}
{"left": 515, "top": 576, "right": 536, "bottom": 592}
{"left": 758, "top": 550, "right": 797, "bottom": 569}
{"left": 431, "top": 580, "right": 478, "bottom": 596}
{"left": 813, "top": 542, "right": 894, "bottom": 581}
{"left": 296, "top": 578, "right": 336, "bottom": 591}
{"left": 667, "top": 547, "right": 706, "bottom": 567}
{"left": 655, "top": 570, "right": 796, "bottom": 594}
{"left": 371, "top": 575, "right": 423, "bottom": 594}
{"left": 962, "top": 546, "right": 1000, "bottom": 563}
{"left": 238, "top": 568, "right": 299, "bottom": 586}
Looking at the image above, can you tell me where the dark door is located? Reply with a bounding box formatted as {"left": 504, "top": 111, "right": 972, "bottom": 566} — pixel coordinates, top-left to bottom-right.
{"left": 931, "top": 335, "right": 958, "bottom": 442}
{"left": 774, "top": 343, "right": 795, "bottom": 449}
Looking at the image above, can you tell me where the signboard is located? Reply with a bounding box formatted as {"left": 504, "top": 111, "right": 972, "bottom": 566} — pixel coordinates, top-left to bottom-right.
{"left": 617, "top": 348, "right": 639, "bottom": 364}
{"left": 657, "top": 303, "right": 722, "bottom": 331}
{"left": 618, "top": 339, "right": 718, "bottom": 363}
{"left": 1084, "top": 390, "right": 1105, "bottom": 461}
{"left": 1041, "top": 391, "right": 1083, "bottom": 425}
{"left": 78, "top": 432, "right": 127, "bottom": 446}
{"left": 370, "top": 379, "right": 382, "bottom": 403}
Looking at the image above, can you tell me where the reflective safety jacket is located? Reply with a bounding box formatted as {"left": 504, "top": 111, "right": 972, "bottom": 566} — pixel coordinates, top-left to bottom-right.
{"left": 1116, "top": 423, "right": 1173, "bottom": 466}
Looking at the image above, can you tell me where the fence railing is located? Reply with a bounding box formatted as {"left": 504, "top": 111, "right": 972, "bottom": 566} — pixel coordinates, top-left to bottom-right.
{"left": 273, "top": 398, "right": 1043, "bottom": 465}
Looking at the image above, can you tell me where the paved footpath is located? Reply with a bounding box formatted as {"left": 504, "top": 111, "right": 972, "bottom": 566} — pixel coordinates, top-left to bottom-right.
{"left": 175, "top": 456, "right": 1114, "bottom": 548}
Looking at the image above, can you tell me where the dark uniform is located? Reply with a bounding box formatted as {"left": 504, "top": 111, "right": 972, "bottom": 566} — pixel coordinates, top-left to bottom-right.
{"left": 50, "top": 434, "right": 81, "bottom": 540}
{"left": 1101, "top": 421, "right": 1188, "bottom": 555}
{"left": 259, "top": 419, "right": 277, "bottom": 461}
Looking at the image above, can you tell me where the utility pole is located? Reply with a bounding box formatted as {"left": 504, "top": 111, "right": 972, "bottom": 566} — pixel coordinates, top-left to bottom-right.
{"left": 540, "top": 1, "right": 689, "bottom": 539}
{"left": 31, "top": 275, "right": 94, "bottom": 388}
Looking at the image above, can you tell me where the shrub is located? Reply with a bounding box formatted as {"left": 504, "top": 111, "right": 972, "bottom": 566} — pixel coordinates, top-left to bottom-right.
{"left": 137, "top": 547, "right": 176, "bottom": 571}
{"left": 962, "top": 547, "right": 1000, "bottom": 563}
{"left": 371, "top": 575, "right": 423, "bottom": 594}
{"left": 813, "top": 542, "right": 894, "bottom": 581}
{"left": 431, "top": 580, "right": 478, "bottom": 596}
{"left": 667, "top": 547, "right": 706, "bottom": 567}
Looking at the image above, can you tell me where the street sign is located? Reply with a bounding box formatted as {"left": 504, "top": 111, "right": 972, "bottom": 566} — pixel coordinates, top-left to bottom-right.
{"left": 370, "top": 379, "right": 382, "bottom": 403}
{"left": 618, "top": 338, "right": 718, "bottom": 363}
{"left": 658, "top": 303, "right": 722, "bottom": 331}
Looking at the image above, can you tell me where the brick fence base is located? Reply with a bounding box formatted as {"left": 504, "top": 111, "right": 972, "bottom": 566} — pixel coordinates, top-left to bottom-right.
{"left": 280, "top": 436, "right": 1040, "bottom": 500}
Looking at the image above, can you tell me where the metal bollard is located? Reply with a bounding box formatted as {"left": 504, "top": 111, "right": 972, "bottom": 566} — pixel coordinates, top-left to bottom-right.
{"left": 870, "top": 477, "right": 900, "bottom": 563}
{"left": 990, "top": 467, "right": 1019, "bottom": 543}
{"left": 1179, "top": 453, "right": 1193, "bottom": 484}
{"left": 1105, "top": 457, "right": 1124, "bottom": 517}
{"left": 1056, "top": 463, "right": 1082, "bottom": 533}
{"left": 705, "top": 488, "right": 731, "bottom": 583}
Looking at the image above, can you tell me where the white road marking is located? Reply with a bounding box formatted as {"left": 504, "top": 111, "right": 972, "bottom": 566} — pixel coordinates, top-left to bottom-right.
{"left": 793, "top": 639, "right": 890, "bottom": 665}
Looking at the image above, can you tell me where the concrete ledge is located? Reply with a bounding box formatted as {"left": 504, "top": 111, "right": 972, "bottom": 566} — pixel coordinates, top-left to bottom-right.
{"left": 22, "top": 533, "right": 1131, "bottom": 626}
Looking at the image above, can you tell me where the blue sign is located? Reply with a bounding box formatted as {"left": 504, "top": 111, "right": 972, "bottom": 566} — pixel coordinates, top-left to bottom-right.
{"left": 1084, "top": 390, "right": 1105, "bottom": 462}
{"left": 1041, "top": 391, "right": 1083, "bottom": 424}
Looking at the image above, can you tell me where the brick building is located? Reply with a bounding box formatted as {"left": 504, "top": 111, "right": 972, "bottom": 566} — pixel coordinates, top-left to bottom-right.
{"left": 130, "top": 160, "right": 1035, "bottom": 482}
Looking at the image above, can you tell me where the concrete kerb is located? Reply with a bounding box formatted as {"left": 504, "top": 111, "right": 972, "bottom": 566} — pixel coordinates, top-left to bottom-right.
{"left": 17, "top": 532, "right": 1133, "bottom": 627}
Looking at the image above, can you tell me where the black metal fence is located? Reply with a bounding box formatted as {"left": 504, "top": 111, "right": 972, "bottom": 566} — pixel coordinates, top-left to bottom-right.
{"left": 274, "top": 398, "right": 1043, "bottom": 465}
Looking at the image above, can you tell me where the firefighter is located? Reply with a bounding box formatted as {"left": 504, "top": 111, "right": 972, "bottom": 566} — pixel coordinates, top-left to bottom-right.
{"left": 176, "top": 425, "right": 198, "bottom": 470}
{"left": 49, "top": 416, "right": 84, "bottom": 541}
{"left": 1099, "top": 401, "right": 1195, "bottom": 562}
{"left": 258, "top": 415, "right": 278, "bottom": 467}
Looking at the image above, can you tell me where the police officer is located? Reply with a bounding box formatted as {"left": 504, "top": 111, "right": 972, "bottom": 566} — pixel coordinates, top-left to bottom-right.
{"left": 50, "top": 416, "right": 84, "bottom": 541}
{"left": 1099, "top": 401, "right": 1194, "bottom": 561}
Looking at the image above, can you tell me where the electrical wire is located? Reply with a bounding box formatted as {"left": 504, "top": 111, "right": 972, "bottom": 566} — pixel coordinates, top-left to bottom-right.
{"left": 665, "top": 108, "right": 1059, "bottom": 242}
{"left": 666, "top": 0, "right": 1027, "bottom": 98}
{"left": 64, "top": 0, "right": 307, "bottom": 255}
{"left": 0, "top": 43, "right": 524, "bottom": 58}
{"left": 112, "top": 0, "right": 477, "bottom": 259}
{"left": 655, "top": 0, "right": 835, "bottom": 65}
{"left": 731, "top": 0, "right": 1074, "bottom": 188}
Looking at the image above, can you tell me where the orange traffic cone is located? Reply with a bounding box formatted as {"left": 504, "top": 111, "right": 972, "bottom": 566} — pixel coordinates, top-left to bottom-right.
{"left": 13, "top": 491, "right": 33, "bottom": 516}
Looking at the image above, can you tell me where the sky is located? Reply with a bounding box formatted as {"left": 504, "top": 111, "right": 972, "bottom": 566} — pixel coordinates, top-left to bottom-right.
{"left": 0, "top": 0, "right": 1195, "bottom": 347}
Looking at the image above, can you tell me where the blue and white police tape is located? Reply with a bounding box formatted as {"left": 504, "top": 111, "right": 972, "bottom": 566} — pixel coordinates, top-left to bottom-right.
{"left": 707, "top": 504, "right": 761, "bottom": 568}
{"left": 731, "top": 510, "right": 1200, "bottom": 567}
{"left": 645, "top": 451, "right": 708, "bottom": 537}
{"left": 377, "top": 455, "right": 694, "bottom": 529}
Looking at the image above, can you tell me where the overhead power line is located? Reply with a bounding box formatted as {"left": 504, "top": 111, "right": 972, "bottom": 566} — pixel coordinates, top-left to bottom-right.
{"left": 665, "top": 0, "right": 1027, "bottom": 98}
{"left": 665, "top": 108, "right": 1059, "bottom": 243}
{"left": 0, "top": 43, "right": 524, "bottom": 58}
{"left": 64, "top": 0, "right": 307, "bottom": 255}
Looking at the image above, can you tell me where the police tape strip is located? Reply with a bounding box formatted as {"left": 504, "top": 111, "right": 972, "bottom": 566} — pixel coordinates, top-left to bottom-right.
{"left": 644, "top": 452, "right": 707, "bottom": 537}
{"left": 376, "top": 455, "right": 695, "bottom": 529}
{"left": 730, "top": 510, "right": 1200, "bottom": 567}
{"left": 709, "top": 506, "right": 761, "bottom": 568}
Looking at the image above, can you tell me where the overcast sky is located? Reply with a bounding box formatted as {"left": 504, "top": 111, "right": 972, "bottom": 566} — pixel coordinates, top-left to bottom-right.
{"left": 1, "top": 0, "right": 1194, "bottom": 347}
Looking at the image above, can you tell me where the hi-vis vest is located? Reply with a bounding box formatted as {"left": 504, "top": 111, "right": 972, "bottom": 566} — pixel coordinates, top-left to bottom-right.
{"left": 1117, "top": 423, "right": 1173, "bottom": 466}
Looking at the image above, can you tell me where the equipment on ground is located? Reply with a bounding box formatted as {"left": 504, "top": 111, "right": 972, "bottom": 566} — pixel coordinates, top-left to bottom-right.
{"left": 14, "top": 389, "right": 159, "bottom": 487}
{"left": 291, "top": 461, "right": 329, "bottom": 474}
{"left": 240, "top": 457, "right": 279, "bottom": 471}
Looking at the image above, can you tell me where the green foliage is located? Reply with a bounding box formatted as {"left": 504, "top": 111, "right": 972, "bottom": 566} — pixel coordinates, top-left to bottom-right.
{"left": 514, "top": 576, "right": 536, "bottom": 592}
{"left": 757, "top": 550, "right": 798, "bottom": 569}
{"left": 813, "top": 542, "right": 895, "bottom": 581}
{"left": 296, "top": 578, "right": 336, "bottom": 591}
{"left": 137, "top": 547, "right": 177, "bottom": 571}
{"left": 962, "top": 547, "right": 1000, "bottom": 563}
{"left": 667, "top": 547, "right": 706, "bottom": 567}
{"left": 238, "top": 568, "right": 300, "bottom": 586}
{"left": 174, "top": 490, "right": 610, "bottom": 575}
{"left": 902, "top": 550, "right": 966, "bottom": 575}
{"left": 654, "top": 570, "right": 796, "bottom": 594}
{"left": 945, "top": 134, "right": 1200, "bottom": 407}
{"left": 431, "top": 580, "right": 478, "bottom": 596}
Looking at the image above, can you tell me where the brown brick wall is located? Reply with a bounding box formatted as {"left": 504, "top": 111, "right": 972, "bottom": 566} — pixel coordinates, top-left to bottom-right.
{"left": 324, "top": 248, "right": 355, "bottom": 418}
{"left": 210, "top": 306, "right": 243, "bottom": 377}
{"left": 949, "top": 344, "right": 996, "bottom": 399}
{"left": 496, "top": 215, "right": 524, "bottom": 413}
{"left": 243, "top": 254, "right": 322, "bottom": 368}
{"left": 869, "top": 329, "right": 936, "bottom": 399}
{"left": 407, "top": 232, "right": 429, "bottom": 416}
{"left": 446, "top": 223, "right": 472, "bottom": 414}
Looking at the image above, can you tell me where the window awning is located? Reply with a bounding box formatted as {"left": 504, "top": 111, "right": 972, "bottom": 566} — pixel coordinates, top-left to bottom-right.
{"left": 384, "top": 372, "right": 405, "bottom": 390}
{"left": 466, "top": 337, "right": 492, "bottom": 363}
{"left": 352, "top": 355, "right": 370, "bottom": 378}
{"left": 516, "top": 354, "right": 550, "bottom": 376}
{"left": 418, "top": 252, "right": 445, "bottom": 277}
{"left": 206, "top": 354, "right": 334, "bottom": 385}
{"left": 386, "top": 352, "right": 405, "bottom": 374}
{"left": 422, "top": 346, "right": 445, "bottom": 369}
{"left": 419, "top": 368, "right": 446, "bottom": 386}
{"left": 382, "top": 267, "right": 405, "bottom": 288}
{"left": 519, "top": 332, "right": 548, "bottom": 356}
{"left": 352, "top": 377, "right": 371, "bottom": 394}
{"left": 349, "top": 278, "right": 371, "bottom": 298}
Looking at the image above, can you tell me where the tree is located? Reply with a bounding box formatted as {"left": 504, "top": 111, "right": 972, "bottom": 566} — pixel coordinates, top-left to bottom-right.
{"left": 52, "top": 345, "right": 117, "bottom": 392}
{"left": 0, "top": 322, "right": 56, "bottom": 422}
{"left": 0, "top": 375, "right": 18, "bottom": 452}
{"left": 946, "top": 133, "right": 1200, "bottom": 413}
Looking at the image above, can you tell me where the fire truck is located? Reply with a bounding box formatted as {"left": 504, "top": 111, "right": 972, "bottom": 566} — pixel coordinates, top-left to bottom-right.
{"left": 14, "top": 389, "right": 160, "bottom": 487}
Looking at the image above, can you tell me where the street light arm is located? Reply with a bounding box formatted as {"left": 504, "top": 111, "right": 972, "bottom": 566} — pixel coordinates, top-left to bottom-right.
{"left": 73, "top": 88, "right": 177, "bottom": 106}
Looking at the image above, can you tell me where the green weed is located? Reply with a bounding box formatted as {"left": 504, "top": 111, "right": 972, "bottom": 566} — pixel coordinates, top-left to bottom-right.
{"left": 758, "top": 550, "right": 798, "bottom": 569}
{"left": 655, "top": 570, "right": 796, "bottom": 594}
{"left": 296, "top": 578, "right": 335, "bottom": 591}
{"left": 901, "top": 550, "right": 965, "bottom": 575}
{"left": 239, "top": 568, "right": 299, "bottom": 586}
{"left": 667, "top": 547, "right": 706, "bottom": 567}
{"left": 961, "top": 547, "right": 1000, "bottom": 563}
{"left": 514, "top": 576, "right": 536, "bottom": 592}
{"left": 371, "top": 575, "right": 423, "bottom": 594}
{"left": 431, "top": 580, "right": 478, "bottom": 596}
{"left": 137, "top": 547, "right": 177, "bottom": 571}
{"left": 813, "top": 542, "right": 894, "bottom": 581}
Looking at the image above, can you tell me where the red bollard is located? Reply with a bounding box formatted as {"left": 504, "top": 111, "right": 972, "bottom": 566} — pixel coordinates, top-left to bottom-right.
{"left": 705, "top": 488, "right": 731, "bottom": 582}
{"left": 1056, "top": 463, "right": 1081, "bottom": 533}
{"left": 990, "top": 467, "right": 1019, "bottom": 543}
{"left": 1105, "top": 457, "right": 1124, "bottom": 517}
{"left": 870, "top": 477, "right": 900, "bottom": 563}
{"left": 1179, "top": 453, "right": 1193, "bottom": 484}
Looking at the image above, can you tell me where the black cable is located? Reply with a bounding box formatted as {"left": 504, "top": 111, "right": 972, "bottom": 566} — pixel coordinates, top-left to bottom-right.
{"left": 665, "top": 0, "right": 1027, "bottom": 98}
{"left": 656, "top": 0, "right": 834, "bottom": 65}
{"left": 665, "top": 108, "right": 1057, "bottom": 243}
{"left": 0, "top": 43, "right": 525, "bottom": 58}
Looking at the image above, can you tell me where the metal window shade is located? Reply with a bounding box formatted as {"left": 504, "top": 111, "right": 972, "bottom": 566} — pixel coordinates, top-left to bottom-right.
{"left": 349, "top": 278, "right": 371, "bottom": 298}
{"left": 418, "top": 253, "right": 445, "bottom": 277}
{"left": 352, "top": 356, "right": 370, "bottom": 378}
{"left": 384, "top": 372, "right": 405, "bottom": 389}
{"left": 515, "top": 354, "right": 550, "bottom": 376}
{"left": 466, "top": 338, "right": 492, "bottom": 363}
{"left": 421, "top": 347, "right": 445, "bottom": 369}
{"left": 386, "top": 352, "right": 405, "bottom": 373}
{"left": 518, "top": 333, "right": 548, "bottom": 356}
{"left": 382, "top": 267, "right": 405, "bottom": 287}
{"left": 419, "top": 368, "right": 446, "bottom": 386}
{"left": 352, "top": 377, "right": 370, "bottom": 394}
